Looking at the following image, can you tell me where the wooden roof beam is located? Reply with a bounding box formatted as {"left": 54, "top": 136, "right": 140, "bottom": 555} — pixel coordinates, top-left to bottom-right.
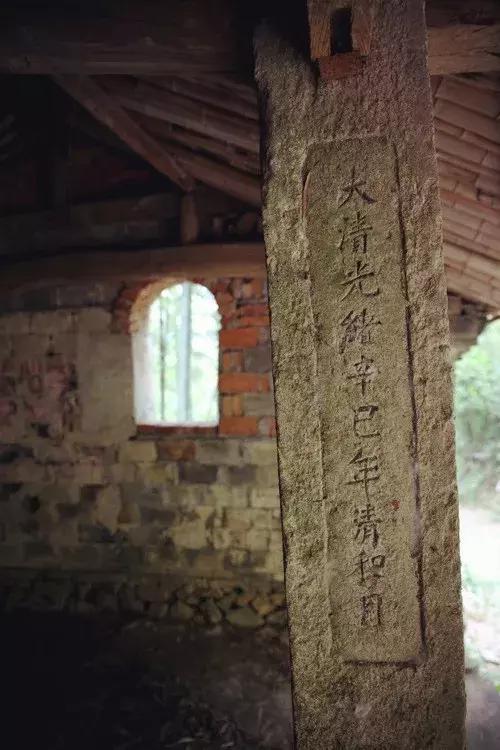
{"left": 0, "top": 1, "right": 499, "bottom": 76}
{"left": 54, "top": 75, "right": 194, "bottom": 191}
{"left": 0, "top": 242, "right": 267, "bottom": 290}
{"left": 0, "top": 1, "right": 249, "bottom": 75}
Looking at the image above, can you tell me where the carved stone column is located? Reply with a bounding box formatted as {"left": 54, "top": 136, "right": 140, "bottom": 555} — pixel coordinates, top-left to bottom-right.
{"left": 255, "top": 1, "right": 465, "bottom": 747}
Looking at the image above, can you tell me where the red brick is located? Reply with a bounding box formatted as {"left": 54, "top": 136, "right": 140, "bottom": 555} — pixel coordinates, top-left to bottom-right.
{"left": 237, "top": 303, "right": 269, "bottom": 317}
{"left": 220, "top": 327, "right": 260, "bottom": 349}
{"left": 222, "top": 395, "right": 243, "bottom": 417}
{"left": 238, "top": 316, "right": 270, "bottom": 327}
{"left": 157, "top": 439, "right": 196, "bottom": 461}
{"left": 216, "top": 292, "right": 234, "bottom": 305}
{"left": 219, "top": 373, "right": 270, "bottom": 394}
{"left": 222, "top": 351, "right": 243, "bottom": 373}
{"left": 219, "top": 416, "right": 259, "bottom": 436}
{"left": 211, "top": 280, "right": 231, "bottom": 294}
{"left": 242, "top": 280, "right": 264, "bottom": 299}
{"left": 221, "top": 313, "right": 238, "bottom": 327}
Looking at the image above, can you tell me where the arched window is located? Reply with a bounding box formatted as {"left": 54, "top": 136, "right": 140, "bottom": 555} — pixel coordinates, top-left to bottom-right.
{"left": 133, "top": 281, "right": 220, "bottom": 426}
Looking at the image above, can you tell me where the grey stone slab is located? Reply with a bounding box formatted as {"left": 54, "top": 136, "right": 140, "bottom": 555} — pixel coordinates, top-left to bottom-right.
{"left": 255, "top": 1, "right": 465, "bottom": 747}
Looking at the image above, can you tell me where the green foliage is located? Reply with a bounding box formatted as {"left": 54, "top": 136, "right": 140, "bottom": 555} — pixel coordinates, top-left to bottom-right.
{"left": 148, "top": 282, "right": 220, "bottom": 425}
{"left": 454, "top": 319, "right": 500, "bottom": 513}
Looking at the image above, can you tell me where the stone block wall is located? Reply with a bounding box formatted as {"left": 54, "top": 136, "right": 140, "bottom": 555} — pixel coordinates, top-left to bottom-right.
{"left": 0, "top": 277, "right": 285, "bottom": 618}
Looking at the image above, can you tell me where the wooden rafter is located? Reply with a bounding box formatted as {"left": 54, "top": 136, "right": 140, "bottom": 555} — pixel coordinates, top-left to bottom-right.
{"left": 103, "top": 76, "right": 259, "bottom": 154}
{"left": 144, "top": 140, "right": 261, "bottom": 207}
{"left": 143, "top": 76, "right": 259, "bottom": 121}
{"left": 54, "top": 75, "right": 194, "bottom": 191}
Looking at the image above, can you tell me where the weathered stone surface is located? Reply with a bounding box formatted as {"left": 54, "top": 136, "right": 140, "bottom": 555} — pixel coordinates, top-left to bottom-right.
{"left": 240, "top": 440, "right": 278, "bottom": 467}
{"left": 242, "top": 393, "right": 275, "bottom": 417}
{"left": 77, "top": 331, "right": 135, "bottom": 443}
{"left": 199, "top": 597, "right": 223, "bottom": 625}
{"left": 178, "top": 462, "right": 218, "bottom": 484}
{"left": 251, "top": 594, "right": 275, "bottom": 617}
{"left": 255, "top": 2, "right": 464, "bottom": 747}
{"left": 119, "top": 440, "right": 157, "bottom": 464}
{"left": 0, "top": 277, "right": 285, "bottom": 590}
{"left": 226, "top": 605, "right": 263, "bottom": 629}
{"left": 195, "top": 439, "right": 241, "bottom": 466}
{"left": 249, "top": 489, "right": 279, "bottom": 510}
{"left": 225, "top": 465, "right": 256, "bottom": 486}
{"left": 243, "top": 345, "right": 272, "bottom": 373}
{"left": 169, "top": 600, "right": 195, "bottom": 621}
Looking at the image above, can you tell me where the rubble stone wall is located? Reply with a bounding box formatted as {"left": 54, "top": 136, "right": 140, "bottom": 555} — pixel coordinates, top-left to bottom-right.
{"left": 0, "top": 277, "right": 284, "bottom": 620}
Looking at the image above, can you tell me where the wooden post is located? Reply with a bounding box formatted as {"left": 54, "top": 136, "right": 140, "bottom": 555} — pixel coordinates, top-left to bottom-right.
{"left": 255, "top": 1, "right": 465, "bottom": 747}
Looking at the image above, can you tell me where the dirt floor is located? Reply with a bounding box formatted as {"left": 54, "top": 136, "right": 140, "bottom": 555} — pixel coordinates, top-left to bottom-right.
{"left": 1, "top": 612, "right": 499, "bottom": 749}
{"left": 0, "top": 613, "right": 293, "bottom": 749}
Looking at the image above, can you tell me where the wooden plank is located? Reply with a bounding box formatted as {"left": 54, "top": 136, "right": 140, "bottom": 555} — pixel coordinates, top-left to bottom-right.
{"left": 0, "top": 242, "right": 267, "bottom": 289}
{"left": 0, "top": 193, "right": 179, "bottom": 257}
{"left": 105, "top": 76, "right": 260, "bottom": 154}
{"left": 444, "top": 230, "right": 500, "bottom": 262}
{"left": 0, "top": 2, "right": 249, "bottom": 75}
{"left": 0, "top": 1, "right": 500, "bottom": 76}
{"left": 146, "top": 139, "right": 262, "bottom": 206}
{"left": 142, "top": 76, "right": 259, "bottom": 121}
{"left": 436, "top": 77, "right": 500, "bottom": 117}
{"left": 54, "top": 75, "right": 194, "bottom": 191}
{"left": 440, "top": 187, "right": 500, "bottom": 227}
{"left": 445, "top": 266, "right": 500, "bottom": 308}
{"left": 435, "top": 131, "right": 486, "bottom": 164}
{"left": 427, "top": 25, "right": 500, "bottom": 75}
{"left": 434, "top": 98, "right": 500, "bottom": 143}
{"left": 426, "top": 1, "right": 500, "bottom": 27}
{"left": 133, "top": 114, "right": 260, "bottom": 174}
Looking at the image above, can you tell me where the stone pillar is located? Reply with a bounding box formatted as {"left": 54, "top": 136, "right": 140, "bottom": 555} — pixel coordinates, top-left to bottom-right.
{"left": 255, "top": 2, "right": 465, "bottom": 748}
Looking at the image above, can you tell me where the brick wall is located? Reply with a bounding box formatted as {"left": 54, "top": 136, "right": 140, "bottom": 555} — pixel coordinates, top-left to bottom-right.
{"left": 0, "top": 278, "right": 285, "bottom": 619}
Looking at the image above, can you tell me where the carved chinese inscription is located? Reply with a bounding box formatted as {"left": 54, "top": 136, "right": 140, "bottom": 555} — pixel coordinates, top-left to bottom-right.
{"left": 305, "top": 138, "right": 424, "bottom": 663}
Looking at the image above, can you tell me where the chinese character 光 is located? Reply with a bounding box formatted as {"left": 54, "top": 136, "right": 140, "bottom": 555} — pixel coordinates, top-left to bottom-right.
{"left": 347, "top": 448, "right": 380, "bottom": 501}
{"left": 341, "top": 260, "right": 380, "bottom": 301}
{"left": 340, "top": 308, "right": 381, "bottom": 353}
{"left": 339, "top": 167, "right": 376, "bottom": 208}
{"left": 353, "top": 404, "right": 380, "bottom": 438}
{"left": 360, "top": 593, "right": 382, "bottom": 627}
{"left": 355, "top": 550, "right": 386, "bottom": 585}
{"left": 353, "top": 501, "right": 381, "bottom": 547}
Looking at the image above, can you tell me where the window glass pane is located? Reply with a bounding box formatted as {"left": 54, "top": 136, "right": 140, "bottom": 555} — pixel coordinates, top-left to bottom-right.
{"left": 134, "top": 281, "right": 220, "bottom": 426}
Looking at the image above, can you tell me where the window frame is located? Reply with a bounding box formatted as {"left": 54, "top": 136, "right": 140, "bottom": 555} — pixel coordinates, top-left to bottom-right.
{"left": 132, "top": 279, "right": 220, "bottom": 431}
